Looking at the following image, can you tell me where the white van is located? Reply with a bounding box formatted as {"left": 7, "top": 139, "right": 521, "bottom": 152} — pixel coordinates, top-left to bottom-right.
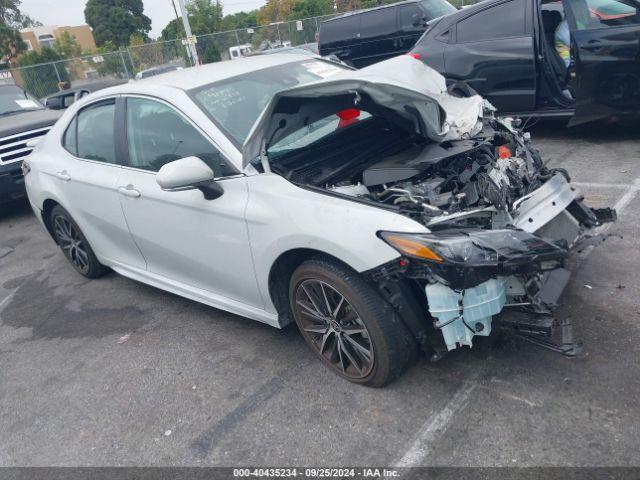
{"left": 229, "top": 44, "right": 253, "bottom": 60}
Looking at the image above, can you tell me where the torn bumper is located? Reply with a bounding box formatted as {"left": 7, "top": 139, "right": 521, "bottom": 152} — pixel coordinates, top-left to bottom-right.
{"left": 418, "top": 174, "right": 615, "bottom": 353}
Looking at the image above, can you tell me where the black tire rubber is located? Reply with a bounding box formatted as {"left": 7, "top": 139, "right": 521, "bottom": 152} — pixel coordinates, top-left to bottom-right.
{"left": 289, "top": 257, "right": 415, "bottom": 387}
{"left": 50, "top": 205, "right": 108, "bottom": 279}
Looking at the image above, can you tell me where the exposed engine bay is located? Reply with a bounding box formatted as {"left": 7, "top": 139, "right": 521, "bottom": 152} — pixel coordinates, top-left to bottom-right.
{"left": 268, "top": 111, "right": 617, "bottom": 358}
{"left": 249, "top": 52, "right": 618, "bottom": 359}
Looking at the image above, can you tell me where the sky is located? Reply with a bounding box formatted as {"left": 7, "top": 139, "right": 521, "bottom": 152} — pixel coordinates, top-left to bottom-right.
{"left": 20, "top": 0, "right": 267, "bottom": 38}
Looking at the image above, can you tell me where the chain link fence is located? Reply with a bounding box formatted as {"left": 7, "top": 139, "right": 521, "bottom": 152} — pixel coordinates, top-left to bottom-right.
{"left": 7, "top": 4, "right": 491, "bottom": 99}
{"left": 8, "top": 13, "right": 339, "bottom": 99}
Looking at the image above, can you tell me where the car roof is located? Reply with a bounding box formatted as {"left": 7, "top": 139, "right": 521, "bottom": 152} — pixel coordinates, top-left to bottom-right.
{"left": 104, "top": 54, "right": 315, "bottom": 93}
{"left": 323, "top": 0, "right": 419, "bottom": 21}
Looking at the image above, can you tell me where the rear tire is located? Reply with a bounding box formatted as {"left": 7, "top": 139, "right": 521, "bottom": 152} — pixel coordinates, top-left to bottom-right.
{"left": 289, "top": 257, "right": 415, "bottom": 387}
{"left": 50, "top": 205, "right": 108, "bottom": 279}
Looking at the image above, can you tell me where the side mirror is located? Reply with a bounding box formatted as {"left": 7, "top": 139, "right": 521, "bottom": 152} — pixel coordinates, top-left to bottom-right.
{"left": 156, "top": 156, "right": 224, "bottom": 200}
{"left": 45, "top": 96, "right": 63, "bottom": 110}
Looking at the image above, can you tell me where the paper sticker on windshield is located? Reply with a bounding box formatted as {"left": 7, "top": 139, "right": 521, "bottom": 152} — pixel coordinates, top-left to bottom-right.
{"left": 15, "top": 99, "right": 39, "bottom": 109}
{"left": 302, "top": 62, "right": 343, "bottom": 79}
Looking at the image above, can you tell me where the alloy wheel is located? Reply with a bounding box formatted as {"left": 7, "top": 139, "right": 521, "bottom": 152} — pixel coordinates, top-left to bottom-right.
{"left": 295, "top": 279, "right": 374, "bottom": 379}
{"left": 53, "top": 215, "right": 90, "bottom": 274}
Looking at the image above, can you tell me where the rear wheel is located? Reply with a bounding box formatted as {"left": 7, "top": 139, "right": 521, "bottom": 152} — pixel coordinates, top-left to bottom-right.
{"left": 289, "top": 258, "right": 414, "bottom": 387}
{"left": 50, "top": 205, "right": 108, "bottom": 278}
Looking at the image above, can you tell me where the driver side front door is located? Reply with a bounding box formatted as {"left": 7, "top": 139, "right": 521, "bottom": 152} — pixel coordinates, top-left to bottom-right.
{"left": 116, "top": 96, "right": 264, "bottom": 312}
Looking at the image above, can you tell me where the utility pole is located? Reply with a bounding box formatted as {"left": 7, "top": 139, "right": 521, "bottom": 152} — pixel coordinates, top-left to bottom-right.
{"left": 170, "top": 0, "right": 180, "bottom": 21}
{"left": 176, "top": 0, "right": 199, "bottom": 66}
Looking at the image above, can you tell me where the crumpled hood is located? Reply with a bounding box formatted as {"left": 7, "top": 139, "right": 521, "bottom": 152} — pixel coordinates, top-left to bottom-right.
{"left": 242, "top": 55, "right": 487, "bottom": 168}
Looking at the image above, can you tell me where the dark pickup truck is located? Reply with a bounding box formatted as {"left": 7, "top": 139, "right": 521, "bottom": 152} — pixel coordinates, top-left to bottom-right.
{"left": 1, "top": 84, "right": 62, "bottom": 205}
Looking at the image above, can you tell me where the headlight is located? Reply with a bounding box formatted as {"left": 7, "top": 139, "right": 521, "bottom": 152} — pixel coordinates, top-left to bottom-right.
{"left": 379, "top": 229, "right": 564, "bottom": 267}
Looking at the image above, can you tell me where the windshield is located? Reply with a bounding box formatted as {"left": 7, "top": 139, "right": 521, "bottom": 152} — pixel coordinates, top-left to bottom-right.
{"left": 269, "top": 110, "right": 372, "bottom": 156}
{"left": 0, "top": 86, "right": 44, "bottom": 115}
{"left": 190, "top": 59, "right": 346, "bottom": 146}
{"left": 419, "top": 0, "right": 457, "bottom": 18}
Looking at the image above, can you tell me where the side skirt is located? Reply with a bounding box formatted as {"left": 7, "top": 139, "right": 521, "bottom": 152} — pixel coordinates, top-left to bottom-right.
{"left": 106, "top": 261, "right": 281, "bottom": 328}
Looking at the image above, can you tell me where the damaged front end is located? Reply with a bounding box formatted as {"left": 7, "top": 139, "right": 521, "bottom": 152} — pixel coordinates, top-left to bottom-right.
{"left": 364, "top": 119, "right": 616, "bottom": 357}
{"left": 244, "top": 55, "right": 617, "bottom": 358}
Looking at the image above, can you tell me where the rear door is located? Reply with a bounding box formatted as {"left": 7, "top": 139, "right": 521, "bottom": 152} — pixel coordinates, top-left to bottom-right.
{"left": 55, "top": 98, "right": 147, "bottom": 269}
{"left": 443, "top": 0, "right": 538, "bottom": 113}
{"left": 355, "top": 7, "right": 400, "bottom": 67}
{"left": 563, "top": 0, "right": 640, "bottom": 125}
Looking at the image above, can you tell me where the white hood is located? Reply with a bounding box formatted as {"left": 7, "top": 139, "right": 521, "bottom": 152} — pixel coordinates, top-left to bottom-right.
{"left": 242, "top": 55, "right": 488, "bottom": 168}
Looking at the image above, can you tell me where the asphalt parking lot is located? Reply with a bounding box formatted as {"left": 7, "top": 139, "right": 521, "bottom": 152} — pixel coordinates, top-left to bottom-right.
{"left": 1, "top": 122, "right": 639, "bottom": 467}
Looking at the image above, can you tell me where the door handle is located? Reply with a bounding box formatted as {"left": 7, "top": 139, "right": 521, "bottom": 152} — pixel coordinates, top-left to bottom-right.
{"left": 118, "top": 186, "right": 141, "bottom": 198}
{"left": 56, "top": 171, "right": 71, "bottom": 182}
{"left": 584, "top": 40, "right": 603, "bottom": 51}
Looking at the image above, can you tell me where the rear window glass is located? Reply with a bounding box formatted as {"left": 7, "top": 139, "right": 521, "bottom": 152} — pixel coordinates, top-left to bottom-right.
{"left": 456, "top": 0, "right": 527, "bottom": 42}
{"left": 320, "top": 15, "right": 361, "bottom": 43}
{"left": 360, "top": 8, "right": 397, "bottom": 38}
{"left": 269, "top": 110, "right": 371, "bottom": 156}
{"left": 76, "top": 100, "right": 116, "bottom": 164}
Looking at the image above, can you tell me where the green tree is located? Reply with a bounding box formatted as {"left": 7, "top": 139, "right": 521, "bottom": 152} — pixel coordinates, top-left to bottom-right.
{"left": 52, "top": 31, "right": 82, "bottom": 59}
{"left": 160, "top": 18, "right": 184, "bottom": 41}
{"left": 198, "top": 38, "right": 221, "bottom": 64}
{"left": 220, "top": 10, "right": 259, "bottom": 31}
{"left": 160, "top": 0, "right": 225, "bottom": 64}
{"left": 84, "top": 0, "right": 151, "bottom": 47}
{"left": 161, "top": 0, "right": 224, "bottom": 39}
{"left": 18, "top": 48, "right": 69, "bottom": 98}
{"left": 0, "top": 23, "right": 25, "bottom": 63}
{"left": 189, "top": 0, "right": 223, "bottom": 34}
{"left": 289, "top": 0, "right": 333, "bottom": 20}
{"left": 1, "top": 0, "right": 39, "bottom": 63}
{"left": 90, "top": 41, "right": 132, "bottom": 78}
{"left": 257, "top": 0, "right": 297, "bottom": 25}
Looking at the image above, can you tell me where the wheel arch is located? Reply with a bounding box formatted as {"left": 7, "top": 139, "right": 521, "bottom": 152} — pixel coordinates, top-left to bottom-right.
{"left": 267, "top": 248, "right": 358, "bottom": 327}
{"left": 41, "top": 198, "right": 62, "bottom": 241}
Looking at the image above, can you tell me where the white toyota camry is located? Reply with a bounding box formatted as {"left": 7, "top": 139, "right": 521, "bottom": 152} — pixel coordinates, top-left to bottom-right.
{"left": 24, "top": 54, "right": 615, "bottom": 386}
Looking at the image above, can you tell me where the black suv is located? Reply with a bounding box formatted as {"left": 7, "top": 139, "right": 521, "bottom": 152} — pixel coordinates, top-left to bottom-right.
{"left": 318, "top": 0, "right": 457, "bottom": 68}
{"left": 0, "top": 83, "right": 62, "bottom": 205}
{"left": 411, "top": 0, "right": 640, "bottom": 125}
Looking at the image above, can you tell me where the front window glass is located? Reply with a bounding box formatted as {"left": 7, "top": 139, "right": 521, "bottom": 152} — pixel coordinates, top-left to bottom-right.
{"left": 191, "top": 60, "right": 346, "bottom": 146}
{"left": 419, "top": 0, "right": 457, "bottom": 19}
{"left": 567, "top": 0, "right": 640, "bottom": 29}
{"left": 126, "top": 97, "right": 233, "bottom": 176}
{"left": 0, "top": 86, "right": 44, "bottom": 115}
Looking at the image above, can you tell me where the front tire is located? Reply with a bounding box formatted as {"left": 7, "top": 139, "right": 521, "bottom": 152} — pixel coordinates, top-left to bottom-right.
{"left": 289, "top": 257, "right": 414, "bottom": 387}
{"left": 50, "top": 205, "right": 108, "bottom": 279}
